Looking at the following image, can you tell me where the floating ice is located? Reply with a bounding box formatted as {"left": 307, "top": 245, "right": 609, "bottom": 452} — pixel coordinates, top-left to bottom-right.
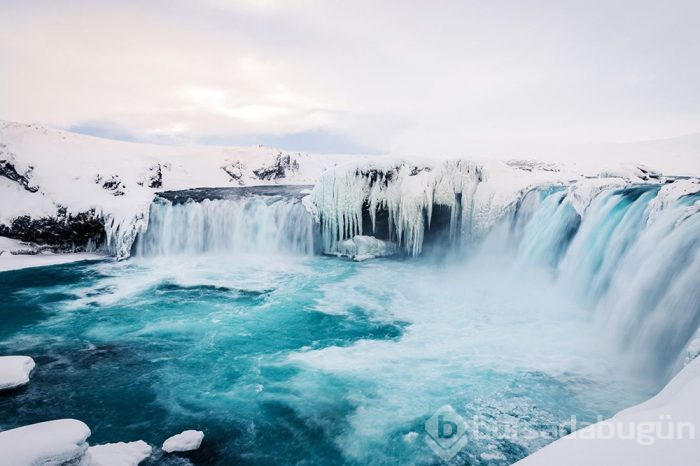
{"left": 86, "top": 441, "right": 152, "bottom": 466}
{"left": 0, "top": 419, "right": 90, "bottom": 466}
{"left": 162, "top": 430, "right": 204, "bottom": 453}
{"left": 0, "top": 355, "right": 35, "bottom": 390}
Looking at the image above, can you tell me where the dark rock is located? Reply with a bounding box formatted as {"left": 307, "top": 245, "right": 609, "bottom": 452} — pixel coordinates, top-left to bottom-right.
{"left": 353, "top": 167, "right": 397, "bottom": 188}
{"left": 145, "top": 164, "right": 163, "bottom": 188}
{"left": 95, "top": 174, "right": 125, "bottom": 196}
{"left": 156, "top": 185, "right": 313, "bottom": 204}
{"left": 221, "top": 161, "right": 245, "bottom": 185}
{"left": 253, "top": 153, "right": 299, "bottom": 181}
{"left": 0, "top": 207, "right": 105, "bottom": 252}
{"left": 408, "top": 166, "right": 431, "bottom": 176}
{"left": 0, "top": 144, "right": 39, "bottom": 193}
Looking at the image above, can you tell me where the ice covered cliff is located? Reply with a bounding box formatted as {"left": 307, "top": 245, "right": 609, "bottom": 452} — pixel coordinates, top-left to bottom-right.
{"left": 309, "top": 158, "right": 567, "bottom": 256}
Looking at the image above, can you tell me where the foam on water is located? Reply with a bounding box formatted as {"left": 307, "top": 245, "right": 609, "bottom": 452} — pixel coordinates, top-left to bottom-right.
{"left": 0, "top": 254, "right": 652, "bottom": 465}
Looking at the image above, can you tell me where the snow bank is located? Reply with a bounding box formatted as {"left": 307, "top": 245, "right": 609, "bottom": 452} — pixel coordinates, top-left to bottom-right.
{"left": 516, "top": 357, "right": 700, "bottom": 466}
{"left": 162, "top": 430, "right": 204, "bottom": 453}
{"left": 0, "top": 355, "right": 35, "bottom": 390}
{"left": 86, "top": 441, "right": 152, "bottom": 466}
{"left": 0, "top": 419, "right": 91, "bottom": 466}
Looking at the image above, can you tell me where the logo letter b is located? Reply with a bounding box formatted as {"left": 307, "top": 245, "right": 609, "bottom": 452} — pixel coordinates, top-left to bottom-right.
{"left": 438, "top": 415, "right": 457, "bottom": 439}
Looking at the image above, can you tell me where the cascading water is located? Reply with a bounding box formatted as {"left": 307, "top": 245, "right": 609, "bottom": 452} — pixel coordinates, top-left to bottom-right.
{"left": 129, "top": 176, "right": 700, "bottom": 383}
{"left": 310, "top": 167, "right": 700, "bottom": 383}
{"left": 134, "top": 192, "right": 317, "bottom": 257}
{"left": 501, "top": 182, "right": 700, "bottom": 381}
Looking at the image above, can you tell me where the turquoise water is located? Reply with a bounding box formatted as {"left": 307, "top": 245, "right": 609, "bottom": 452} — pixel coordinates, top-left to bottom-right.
{"left": 0, "top": 253, "right": 653, "bottom": 465}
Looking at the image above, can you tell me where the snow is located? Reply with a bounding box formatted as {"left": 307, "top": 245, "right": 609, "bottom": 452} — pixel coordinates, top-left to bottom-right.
{"left": 162, "top": 430, "right": 204, "bottom": 453}
{"left": 684, "top": 332, "right": 700, "bottom": 366}
{"left": 86, "top": 441, "right": 152, "bottom": 466}
{"left": 0, "top": 355, "right": 35, "bottom": 390}
{"left": 336, "top": 235, "right": 398, "bottom": 261}
{"left": 0, "top": 419, "right": 151, "bottom": 466}
{"left": 516, "top": 357, "right": 700, "bottom": 466}
{"left": 564, "top": 178, "right": 628, "bottom": 216}
{"left": 646, "top": 178, "right": 700, "bottom": 226}
{"left": 0, "top": 419, "right": 91, "bottom": 466}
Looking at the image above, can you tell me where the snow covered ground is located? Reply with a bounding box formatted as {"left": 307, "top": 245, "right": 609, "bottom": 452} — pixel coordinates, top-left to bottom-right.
{"left": 516, "top": 356, "right": 700, "bottom": 466}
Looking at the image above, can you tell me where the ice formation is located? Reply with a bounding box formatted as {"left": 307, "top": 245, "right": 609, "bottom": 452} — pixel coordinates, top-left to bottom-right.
{"left": 162, "top": 430, "right": 204, "bottom": 453}
{"left": 0, "top": 355, "right": 35, "bottom": 390}
{"left": 309, "top": 159, "right": 537, "bottom": 256}
{"left": 336, "top": 235, "right": 398, "bottom": 261}
{"left": 0, "top": 419, "right": 91, "bottom": 466}
{"left": 86, "top": 441, "right": 152, "bottom": 466}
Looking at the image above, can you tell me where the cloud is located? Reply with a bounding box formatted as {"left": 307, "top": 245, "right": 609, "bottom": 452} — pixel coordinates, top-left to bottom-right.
{"left": 0, "top": 0, "right": 699, "bottom": 155}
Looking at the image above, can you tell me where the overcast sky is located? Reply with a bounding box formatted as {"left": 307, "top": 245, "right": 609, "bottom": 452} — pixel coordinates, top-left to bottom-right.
{"left": 1, "top": 0, "right": 699, "bottom": 155}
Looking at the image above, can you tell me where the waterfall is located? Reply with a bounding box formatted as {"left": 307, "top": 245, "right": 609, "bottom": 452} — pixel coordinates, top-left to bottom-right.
{"left": 134, "top": 192, "right": 317, "bottom": 257}
{"left": 505, "top": 181, "right": 700, "bottom": 379}
{"left": 130, "top": 173, "right": 700, "bottom": 381}
{"left": 309, "top": 161, "right": 700, "bottom": 378}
